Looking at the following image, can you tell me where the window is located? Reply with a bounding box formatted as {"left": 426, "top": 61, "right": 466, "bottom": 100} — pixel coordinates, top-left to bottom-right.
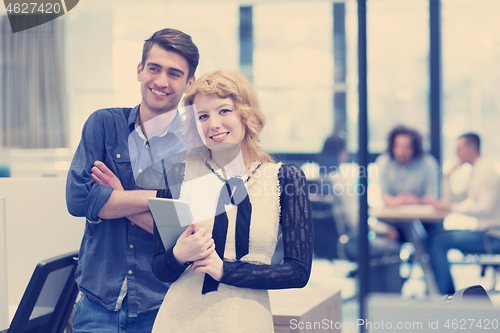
{"left": 364, "top": 0, "right": 429, "bottom": 153}
{"left": 253, "top": 1, "right": 334, "bottom": 154}
{"left": 442, "top": 0, "right": 500, "bottom": 172}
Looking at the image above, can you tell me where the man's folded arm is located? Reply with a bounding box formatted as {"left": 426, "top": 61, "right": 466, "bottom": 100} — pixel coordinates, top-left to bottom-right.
{"left": 98, "top": 190, "right": 156, "bottom": 233}
{"left": 66, "top": 111, "right": 112, "bottom": 222}
{"left": 66, "top": 111, "right": 156, "bottom": 233}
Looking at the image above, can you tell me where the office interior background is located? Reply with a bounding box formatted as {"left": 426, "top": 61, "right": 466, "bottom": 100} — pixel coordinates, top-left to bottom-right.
{"left": 2, "top": 0, "right": 500, "bottom": 173}
{"left": 1, "top": 0, "right": 500, "bottom": 331}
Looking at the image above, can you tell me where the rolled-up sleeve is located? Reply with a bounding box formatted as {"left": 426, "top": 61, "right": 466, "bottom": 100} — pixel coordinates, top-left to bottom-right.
{"left": 66, "top": 111, "right": 114, "bottom": 222}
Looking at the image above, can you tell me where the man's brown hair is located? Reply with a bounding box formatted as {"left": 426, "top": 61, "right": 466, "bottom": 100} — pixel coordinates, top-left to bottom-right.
{"left": 141, "top": 28, "right": 199, "bottom": 80}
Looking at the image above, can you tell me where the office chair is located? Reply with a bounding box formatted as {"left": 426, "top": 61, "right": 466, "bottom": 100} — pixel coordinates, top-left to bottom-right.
{"left": 308, "top": 177, "right": 405, "bottom": 293}
{"left": 1, "top": 251, "right": 79, "bottom": 333}
{"left": 460, "top": 231, "right": 500, "bottom": 292}
{"left": 308, "top": 177, "right": 340, "bottom": 260}
{"left": 440, "top": 285, "right": 493, "bottom": 307}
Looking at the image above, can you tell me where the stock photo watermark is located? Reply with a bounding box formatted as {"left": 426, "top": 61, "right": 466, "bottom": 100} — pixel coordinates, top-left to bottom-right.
{"left": 290, "top": 318, "right": 499, "bottom": 331}
{"left": 3, "top": 0, "right": 79, "bottom": 32}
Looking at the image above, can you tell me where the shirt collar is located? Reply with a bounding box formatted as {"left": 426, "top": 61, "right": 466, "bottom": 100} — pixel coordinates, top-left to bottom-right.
{"left": 128, "top": 105, "right": 141, "bottom": 132}
{"left": 129, "top": 104, "right": 182, "bottom": 140}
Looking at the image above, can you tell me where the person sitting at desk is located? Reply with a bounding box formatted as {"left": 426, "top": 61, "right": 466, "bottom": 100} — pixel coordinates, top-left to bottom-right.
{"left": 430, "top": 132, "right": 500, "bottom": 295}
{"left": 376, "top": 125, "right": 441, "bottom": 242}
{"left": 315, "top": 133, "right": 402, "bottom": 292}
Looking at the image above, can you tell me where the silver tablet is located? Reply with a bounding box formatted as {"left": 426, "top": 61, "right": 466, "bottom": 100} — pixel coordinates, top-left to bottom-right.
{"left": 148, "top": 197, "right": 194, "bottom": 250}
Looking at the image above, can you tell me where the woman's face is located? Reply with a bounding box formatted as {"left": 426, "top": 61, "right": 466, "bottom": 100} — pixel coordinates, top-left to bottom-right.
{"left": 194, "top": 93, "right": 246, "bottom": 153}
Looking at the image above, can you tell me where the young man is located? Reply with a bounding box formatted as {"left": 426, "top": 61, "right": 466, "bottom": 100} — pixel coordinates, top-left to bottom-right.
{"left": 430, "top": 133, "right": 500, "bottom": 295}
{"left": 375, "top": 126, "right": 441, "bottom": 240}
{"left": 377, "top": 125, "right": 439, "bottom": 207}
{"left": 66, "top": 28, "right": 200, "bottom": 332}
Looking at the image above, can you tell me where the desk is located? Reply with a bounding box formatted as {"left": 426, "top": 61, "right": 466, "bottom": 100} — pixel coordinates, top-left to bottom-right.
{"left": 369, "top": 205, "right": 449, "bottom": 222}
{"left": 270, "top": 288, "right": 342, "bottom": 333}
{"left": 369, "top": 205, "right": 448, "bottom": 296}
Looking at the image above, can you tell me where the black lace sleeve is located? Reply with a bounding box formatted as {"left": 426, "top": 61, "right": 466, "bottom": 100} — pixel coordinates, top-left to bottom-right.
{"left": 220, "top": 164, "right": 313, "bottom": 289}
{"left": 151, "top": 163, "right": 190, "bottom": 283}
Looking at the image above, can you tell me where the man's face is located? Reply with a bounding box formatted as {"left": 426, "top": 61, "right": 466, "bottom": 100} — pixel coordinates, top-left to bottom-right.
{"left": 137, "top": 44, "right": 195, "bottom": 115}
{"left": 456, "top": 137, "right": 473, "bottom": 164}
{"left": 393, "top": 134, "right": 414, "bottom": 165}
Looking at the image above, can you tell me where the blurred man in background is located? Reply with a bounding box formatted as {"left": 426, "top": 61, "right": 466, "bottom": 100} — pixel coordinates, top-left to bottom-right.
{"left": 377, "top": 125, "right": 439, "bottom": 207}
{"left": 430, "top": 132, "right": 500, "bottom": 295}
{"left": 376, "top": 125, "right": 441, "bottom": 242}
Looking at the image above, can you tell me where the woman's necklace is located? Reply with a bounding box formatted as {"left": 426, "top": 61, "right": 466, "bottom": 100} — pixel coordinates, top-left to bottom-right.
{"left": 204, "top": 159, "right": 262, "bottom": 184}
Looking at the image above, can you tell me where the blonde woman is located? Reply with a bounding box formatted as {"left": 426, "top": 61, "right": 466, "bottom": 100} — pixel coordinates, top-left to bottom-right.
{"left": 151, "top": 69, "right": 313, "bottom": 332}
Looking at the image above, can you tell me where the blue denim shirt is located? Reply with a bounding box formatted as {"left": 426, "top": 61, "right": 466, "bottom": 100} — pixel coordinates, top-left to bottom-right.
{"left": 66, "top": 105, "right": 202, "bottom": 317}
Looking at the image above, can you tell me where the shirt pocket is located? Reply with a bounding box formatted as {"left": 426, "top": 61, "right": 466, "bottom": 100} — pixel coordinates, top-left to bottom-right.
{"left": 110, "top": 146, "right": 135, "bottom": 189}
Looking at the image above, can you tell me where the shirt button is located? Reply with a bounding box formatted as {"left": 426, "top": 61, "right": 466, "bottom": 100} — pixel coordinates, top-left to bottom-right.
{"left": 128, "top": 270, "right": 133, "bottom": 275}
{"left": 129, "top": 244, "right": 134, "bottom": 249}
{"left": 138, "top": 169, "right": 143, "bottom": 173}
{"left": 116, "top": 153, "right": 121, "bottom": 159}
{"left": 131, "top": 222, "right": 135, "bottom": 226}
{"left": 145, "top": 144, "right": 150, "bottom": 149}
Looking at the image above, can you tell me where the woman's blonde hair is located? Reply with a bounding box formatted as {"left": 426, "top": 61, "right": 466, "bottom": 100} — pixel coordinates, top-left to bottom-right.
{"left": 183, "top": 69, "right": 274, "bottom": 167}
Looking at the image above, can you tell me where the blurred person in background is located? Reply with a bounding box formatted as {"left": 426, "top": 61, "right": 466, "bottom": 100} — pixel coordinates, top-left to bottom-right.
{"left": 377, "top": 125, "right": 439, "bottom": 207}
{"left": 430, "top": 132, "right": 500, "bottom": 295}
{"left": 314, "top": 133, "right": 403, "bottom": 292}
{"left": 376, "top": 125, "right": 442, "bottom": 242}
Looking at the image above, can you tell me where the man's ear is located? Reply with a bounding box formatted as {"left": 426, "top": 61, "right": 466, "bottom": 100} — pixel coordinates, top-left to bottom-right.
{"left": 187, "top": 75, "right": 196, "bottom": 87}
{"left": 137, "top": 63, "right": 143, "bottom": 82}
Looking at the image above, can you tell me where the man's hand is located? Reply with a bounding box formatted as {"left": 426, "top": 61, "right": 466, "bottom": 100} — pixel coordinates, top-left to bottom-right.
{"left": 432, "top": 201, "right": 452, "bottom": 212}
{"left": 396, "top": 192, "right": 419, "bottom": 205}
{"left": 444, "top": 162, "right": 463, "bottom": 180}
{"left": 173, "top": 224, "right": 215, "bottom": 265}
{"left": 418, "top": 195, "right": 436, "bottom": 205}
{"left": 191, "top": 249, "right": 224, "bottom": 282}
{"left": 91, "top": 161, "right": 124, "bottom": 190}
{"left": 383, "top": 193, "right": 419, "bottom": 206}
{"left": 91, "top": 160, "right": 155, "bottom": 234}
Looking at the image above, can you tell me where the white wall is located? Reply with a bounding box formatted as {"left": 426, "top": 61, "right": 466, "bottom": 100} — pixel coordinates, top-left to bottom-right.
{"left": 0, "top": 178, "right": 84, "bottom": 324}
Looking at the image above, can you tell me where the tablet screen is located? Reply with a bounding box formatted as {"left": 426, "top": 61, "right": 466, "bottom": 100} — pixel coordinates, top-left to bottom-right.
{"left": 148, "top": 197, "right": 194, "bottom": 249}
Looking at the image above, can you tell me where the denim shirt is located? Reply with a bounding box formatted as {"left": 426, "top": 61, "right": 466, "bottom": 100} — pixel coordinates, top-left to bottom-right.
{"left": 66, "top": 105, "right": 202, "bottom": 317}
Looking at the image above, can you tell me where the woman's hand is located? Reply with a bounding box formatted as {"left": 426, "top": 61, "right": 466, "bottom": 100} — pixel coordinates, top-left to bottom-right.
{"left": 173, "top": 224, "right": 215, "bottom": 265}
{"left": 191, "top": 250, "right": 224, "bottom": 282}
{"left": 91, "top": 161, "right": 124, "bottom": 190}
